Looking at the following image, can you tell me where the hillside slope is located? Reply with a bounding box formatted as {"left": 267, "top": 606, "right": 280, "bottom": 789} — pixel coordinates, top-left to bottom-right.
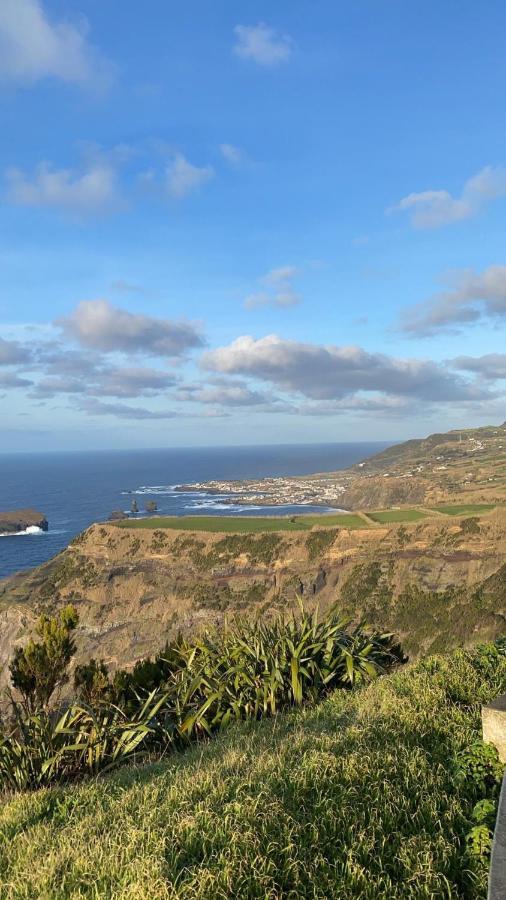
{"left": 0, "top": 644, "right": 503, "bottom": 898}
{"left": 0, "top": 508, "right": 505, "bottom": 683}
{"left": 182, "top": 423, "right": 506, "bottom": 510}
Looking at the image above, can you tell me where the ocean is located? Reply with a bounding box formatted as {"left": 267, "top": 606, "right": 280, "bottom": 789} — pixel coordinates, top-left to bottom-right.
{"left": 0, "top": 441, "right": 391, "bottom": 579}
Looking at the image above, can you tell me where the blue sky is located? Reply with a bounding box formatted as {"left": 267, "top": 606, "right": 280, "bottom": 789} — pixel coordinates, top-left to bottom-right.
{"left": 1, "top": 0, "right": 506, "bottom": 451}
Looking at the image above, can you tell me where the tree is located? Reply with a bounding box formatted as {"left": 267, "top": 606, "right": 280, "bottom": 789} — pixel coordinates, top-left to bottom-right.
{"left": 10, "top": 605, "right": 78, "bottom": 713}
{"left": 131, "top": 499, "right": 139, "bottom": 514}
{"left": 145, "top": 500, "right": 158, "bottom": 513}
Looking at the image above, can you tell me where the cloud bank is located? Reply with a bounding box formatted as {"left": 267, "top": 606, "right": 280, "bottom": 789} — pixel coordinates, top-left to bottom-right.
{"left": 202, "top": 334, "right": 490, "bottom": 403}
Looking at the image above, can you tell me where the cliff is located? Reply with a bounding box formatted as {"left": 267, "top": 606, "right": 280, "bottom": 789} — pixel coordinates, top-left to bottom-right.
{"left": 0, "top": 508, "right": 504, "bottom": 688}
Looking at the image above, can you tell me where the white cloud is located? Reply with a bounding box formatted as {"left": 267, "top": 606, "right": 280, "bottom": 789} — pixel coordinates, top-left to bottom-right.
{"left": 388, "top": 165, "right": 506, "bottom": 229}
{"left": 220, "top": 144, "right": 243, "bottom": 166}
{"left": 56, "top": 299, "right": 204, "bottom": 357}
{"left": 6, "top": 161, "right": 117, "bottom": 215}
{"left": 244, "top": 266, "right": 301, "bottom": 310}
{"left": 400, "top": 265, "right": 506, "bottom": 335}
{"left": 233, "top": 23, "right": 293, "bottom": 67}
{"left": 261, "top": 266, "right": 298, "bottom": 286}
{"left": 165, "top": 153, "right": 214, "bottom": 199}
{"left": 0, "top": 0, "right": 111, "bottom": 87}
{"left": 202, "top": 334, "right": 491, "bottom": 403}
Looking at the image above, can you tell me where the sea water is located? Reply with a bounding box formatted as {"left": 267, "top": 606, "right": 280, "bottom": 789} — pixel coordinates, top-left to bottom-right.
{"left": 0, "top": 442, "right": 390, "bottom": 578}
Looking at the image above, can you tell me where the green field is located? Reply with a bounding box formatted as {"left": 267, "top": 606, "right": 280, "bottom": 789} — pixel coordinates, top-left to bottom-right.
{"left": 117, "top": 513, "right": 369, "bottom": 532}
{"left": 431, "top": 503, "right": 496, "bottom": 516}
{"left": 0, "top": 644, "right": 502, "bottom": 898}
{"left": 367, "top": 508, "right": 429, "bottom": 523}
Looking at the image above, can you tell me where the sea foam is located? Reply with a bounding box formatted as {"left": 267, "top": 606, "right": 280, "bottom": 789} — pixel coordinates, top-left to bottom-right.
{"left": 0, "top": 525, "right": 44, "bottom": 538}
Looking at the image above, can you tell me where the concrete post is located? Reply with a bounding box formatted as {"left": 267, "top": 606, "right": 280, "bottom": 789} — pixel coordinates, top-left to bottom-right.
{"left": 483, "top": 695, "right": 506, "bottom": 763}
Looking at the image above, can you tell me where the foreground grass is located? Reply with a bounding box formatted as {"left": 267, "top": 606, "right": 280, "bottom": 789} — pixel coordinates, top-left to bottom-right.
{"left": 117, "top": 512, "right": 369, "bottom": 532}
{"left": 368, "top": 508, "right": 429, "bottom": 523}
{"left": 0, "top": 646, "right": 503, "bottom": 899}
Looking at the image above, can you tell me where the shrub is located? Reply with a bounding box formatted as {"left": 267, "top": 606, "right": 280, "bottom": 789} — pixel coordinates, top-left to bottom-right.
{"left": 455, "top": 740, "right": 503, "bottom": 798}
{"left": 9, "top": 605, "right": 78, "bottom": 713}
{"left": 0, "top": 691, "right": 168, "bottom": 792}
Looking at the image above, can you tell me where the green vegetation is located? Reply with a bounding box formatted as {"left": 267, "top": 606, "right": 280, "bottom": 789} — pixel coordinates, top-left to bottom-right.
{"left": 368, "top": 508, "right": 429, "bottom": 523}
{"left": 183, "top": 580, "right": 267, "bottom": 611}
{"left": 340, "top": 560, "right": 392, "bottom": 623}
{"left": 116, "top": 513, "right": 369, "bottom": 532}
{"left": 173, "top": 533, "right": 286, "bottom": 570}
{"left": 431, "top": 503, "right": 496, "bottom": 516}
{"left": 337, "top": 561, "right": 506, "bottom": 658}
{"left": 306, "top": 528, "right": 338, "bottom": 560}
{"left": 9, "top": 605, "right": 78, "bottom": 714}
{"left": 37, "top": 554, "right": 97, "bottom": 598}
{"left": 0, "top": 642, "right": 503, "bottom": 898}
{"left": 0, "top": 607, "right": 399, "bottom": 794}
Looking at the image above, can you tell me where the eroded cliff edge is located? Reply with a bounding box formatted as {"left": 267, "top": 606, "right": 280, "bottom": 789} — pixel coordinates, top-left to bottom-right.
{"left": 0, "top": 509, "right": 504, "bottom": 688}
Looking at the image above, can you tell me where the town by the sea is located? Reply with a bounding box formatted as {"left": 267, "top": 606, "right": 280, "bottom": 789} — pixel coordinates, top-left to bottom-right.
{"left": 0, "top": 442, "right": 390, "bottom": 578}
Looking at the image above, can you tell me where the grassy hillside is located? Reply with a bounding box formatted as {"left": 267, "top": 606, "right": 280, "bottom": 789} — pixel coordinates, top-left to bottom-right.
{"left": 0, "top": 644, "right": 504, "bottom": 898}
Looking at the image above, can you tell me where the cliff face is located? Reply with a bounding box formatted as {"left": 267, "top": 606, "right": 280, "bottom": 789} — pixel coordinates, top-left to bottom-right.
{"left": 0, "top": 509, "right": 48, "bottom": 534}
{"left": 0, "top": 511, "right": 505, "bottom": 687}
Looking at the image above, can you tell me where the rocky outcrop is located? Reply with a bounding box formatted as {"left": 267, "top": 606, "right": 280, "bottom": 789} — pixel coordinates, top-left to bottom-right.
{"left": 0, "top": 509, "right": 48, "bottom": 534}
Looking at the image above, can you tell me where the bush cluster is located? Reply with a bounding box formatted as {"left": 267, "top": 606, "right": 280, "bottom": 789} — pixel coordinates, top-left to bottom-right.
{"left": 0, "top": 603, "right": 403, "bottom": 793}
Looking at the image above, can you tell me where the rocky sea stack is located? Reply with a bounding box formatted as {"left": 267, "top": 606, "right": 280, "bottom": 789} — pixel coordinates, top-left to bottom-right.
{"left": 0, "top": 509, "right": 48, "bottom": 535}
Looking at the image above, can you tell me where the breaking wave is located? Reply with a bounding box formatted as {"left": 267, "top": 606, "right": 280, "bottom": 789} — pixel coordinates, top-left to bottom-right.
{"left": 187, "top": 500, "right": 264, "bottom": 511}
{"left": 121, "top": 485, "right": 175, "bottom": 495}
{"left": 0, "top": 525, "right": 44, "bottom": 538}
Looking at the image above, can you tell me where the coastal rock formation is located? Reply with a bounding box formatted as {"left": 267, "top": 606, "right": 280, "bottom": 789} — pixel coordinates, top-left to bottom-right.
{"left": 0, "top": 509, "right": 48, "bottom": 535}
{"left": 0, "top": 509, "right": 504, "bottom": 691}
